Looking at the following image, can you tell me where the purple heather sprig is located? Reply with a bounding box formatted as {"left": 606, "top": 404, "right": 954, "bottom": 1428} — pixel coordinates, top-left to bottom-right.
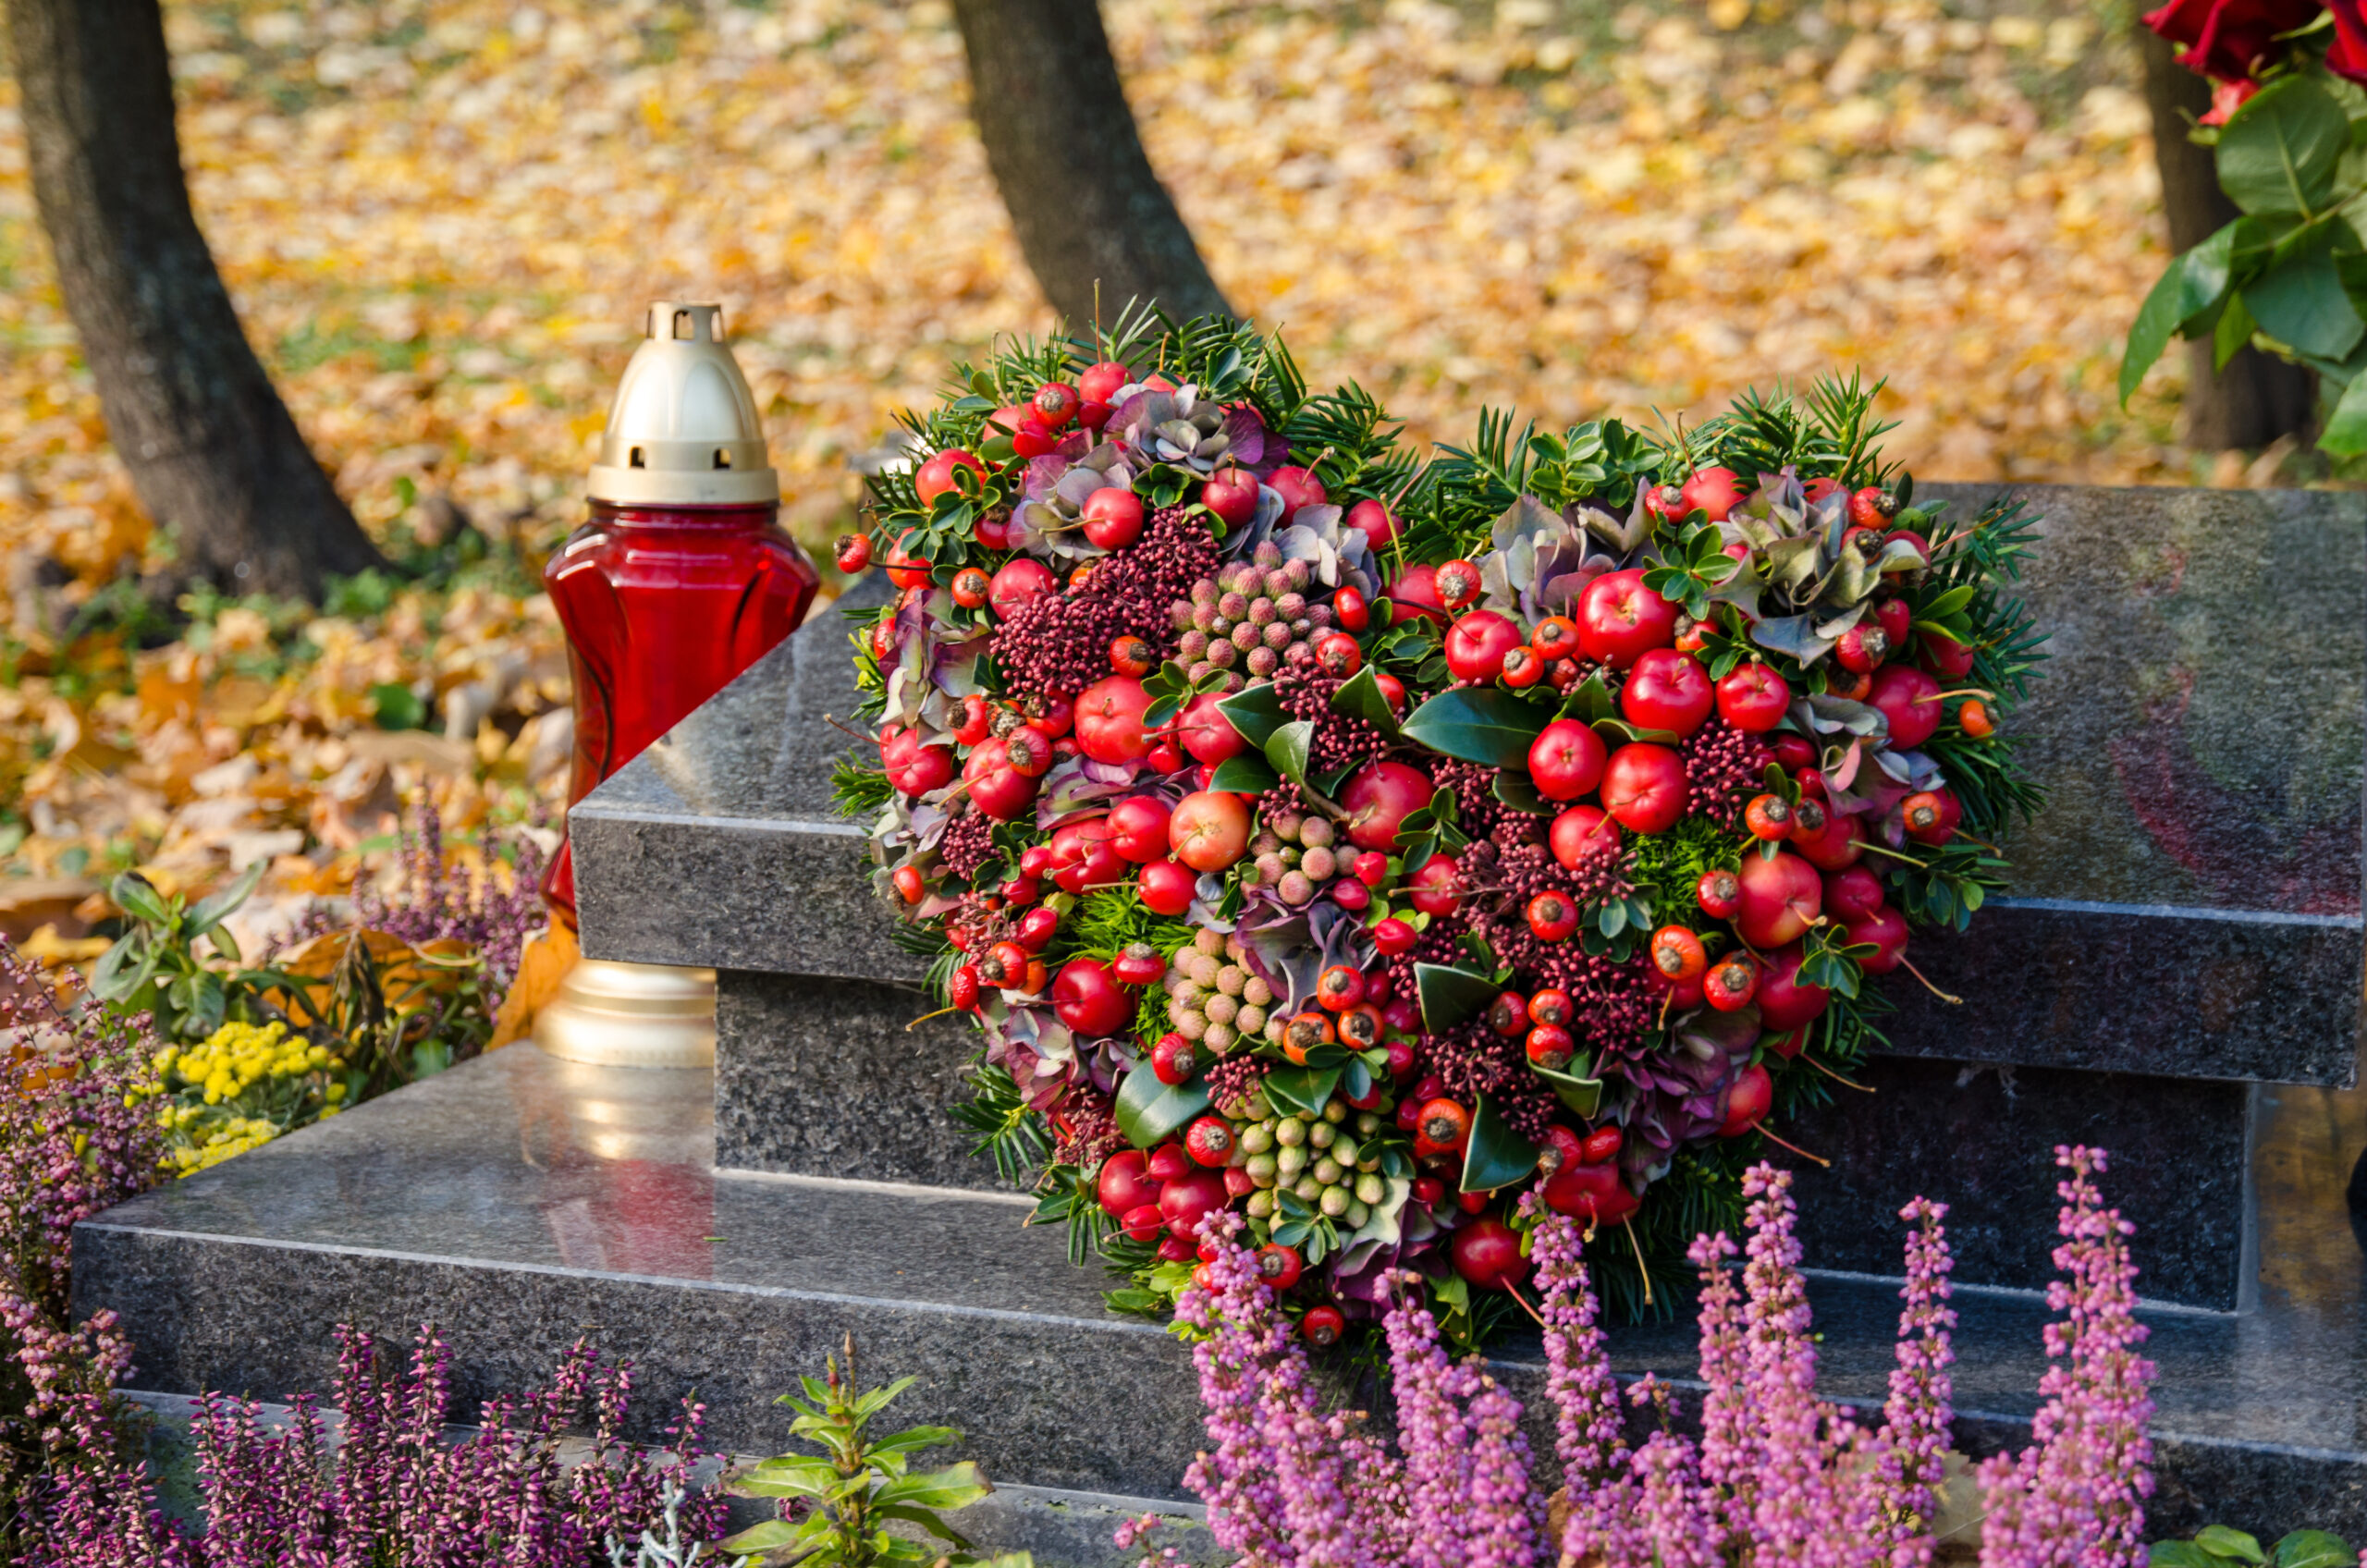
{"left": 1879, "top": 1197, "right": 1958, "bottom": 1568}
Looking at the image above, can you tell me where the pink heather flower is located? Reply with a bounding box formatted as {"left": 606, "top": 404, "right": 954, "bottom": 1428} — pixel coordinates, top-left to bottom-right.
{"left": 1979, "top": 1148, "right": 2158, "bottom": 1568}
{"left": 1880, "top": 1197, "right": 1957, "bottom": 1568}
{"left": 1176, "top": 1212, "right": 1295, "bottom": 1565}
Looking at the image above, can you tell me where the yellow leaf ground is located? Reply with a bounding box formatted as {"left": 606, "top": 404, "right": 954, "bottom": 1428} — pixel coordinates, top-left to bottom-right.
{"left": 0, "top": 0, "right": 2292, "bottom": 921}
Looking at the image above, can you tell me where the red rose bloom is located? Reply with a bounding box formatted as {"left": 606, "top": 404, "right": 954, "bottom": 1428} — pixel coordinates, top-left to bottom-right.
{"left": 2142, "top": 0, "right": 2317, "bottom": 82}
{"left": 2328, "top": 0, "right": 2367, "bottom": 83}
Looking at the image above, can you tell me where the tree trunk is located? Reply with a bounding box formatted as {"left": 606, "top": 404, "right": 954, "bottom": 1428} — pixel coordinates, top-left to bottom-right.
{"left": 2137, "top": 26, "right": 2318, "bottom": 451}
{"left": 7, "top": 0, "right": 383, "bottom": 600}
{"left": 950, "top": 0, "right": 1232, "bottom": 326}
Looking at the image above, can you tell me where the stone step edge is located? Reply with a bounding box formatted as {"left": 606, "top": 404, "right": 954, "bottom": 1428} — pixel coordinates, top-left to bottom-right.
{"left": 120, "top": 1389, "right": 1215, "bottom": 1568}
{"left": 85, "top": 1219, "right": 2367, "bottom": 1473}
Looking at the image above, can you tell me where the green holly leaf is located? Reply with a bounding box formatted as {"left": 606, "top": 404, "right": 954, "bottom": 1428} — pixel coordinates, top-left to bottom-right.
{"left": 1415, "top": 962, "right": 1501, "bottom": 1034}
{"left": 1399, "top": 686, "right": 1551, "bottom": 767}
{"left": 1217, "top": 681, "right": 1288, "bottom": 750}
{"left": 1329, "top": 666, "right": 1402, "bottom": 733}
{"left": 1209, "top": 753, "right": 1282, "bottom": 793}
{"left": 1457, "top": 1094, "right": 1540, "bottom": 1192}
{"left": 1262, "top": 1064, "right": 1344, "bottom": 1119}
{"left": 1530, "top": 1060, "right": 1604, "bottom": 1117}
{"left": 1114, "top": 1062, "right": 1211, "bottom": 1148}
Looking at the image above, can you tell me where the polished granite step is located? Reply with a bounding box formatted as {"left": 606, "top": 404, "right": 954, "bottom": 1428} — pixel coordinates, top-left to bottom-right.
{"left": 74, "top": 1045, "right": 2367, "bottom": 1541}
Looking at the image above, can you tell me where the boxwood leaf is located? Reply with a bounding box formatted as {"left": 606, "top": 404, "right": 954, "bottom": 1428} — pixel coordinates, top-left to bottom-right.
{"left": 1458, "top": 1094, "right": 1540, "bottom": 1192}
{"left": 1400, "top": 687, "right": 1551, "bottom": 767}
{"left": 1415, "top": 962, "right": 1501, "bottom": 1034}
{"left": 1263, "top": 1064, "right": 1344, "bottom": 1119}
{"left": 1115, "top": 1062, "right": 1210, "bottom": 1148}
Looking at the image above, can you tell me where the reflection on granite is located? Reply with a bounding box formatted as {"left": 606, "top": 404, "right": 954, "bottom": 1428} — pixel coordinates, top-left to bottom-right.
{"left": 74, "top": 1044, "right": 2367, "bottom": 1532}
{"left": 1779, "top": 1059, "right": 2256, "bottom": 1310}
{"left": 715, "top": 970, "right": 999, "bottom": 1189}
{"left": 1918, "top": 484, "right": 2364, "bottom": 917}
{"left": 1880, "top": 903, "right": 2361, "bottom": 1087}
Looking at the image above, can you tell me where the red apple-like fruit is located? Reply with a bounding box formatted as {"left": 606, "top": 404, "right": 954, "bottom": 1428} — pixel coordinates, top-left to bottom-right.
{"left": 1407, "top": 854, "right": 1462, "bottom": 916}
{"left": 1268, "top": 466, "right": 1327, "bottom": 522}
{"left": 1175, "top": 692, "right": 1246, "bottom": 766}
{"left": 962, "top": 738, "right": 1039, "bottom": 822}
{"left": 1622, "top": 649, "right": 1714, "bottom": 738}
{"left": 1577, "top": 570, "right": 1679, "bottom": 669}
{"left": 1054, "top": 958, "right": 1133, "bottom": 1036}
{"left": 1919, "top": 631, "right": 1976, "bottom": 681}
{"left": 1756, "top": 942, "right": 1831, "bottom": 1031}
{"left": 1108, "top": 795, "right": 1174, "bottom": 863}
{"left": 1346, "top": 498, "right": 1401, "bottom": 548}
{"left": 1822, "top": 864, "right": 1886, "bottom": 925}
{"left": 1735, "top": 850, "right": 1821, "bottom": 948}
{"left": 1528, "top": 719, "right": 1607, "bottom": 802}
{"left": 1681, "top": 466, "right": 1748, "bottom": 521}
{"left": 988, "top": 557, "right": 1057, "bottom": 619}
{"left": 1716, "top": 663, "right": 1791, "bottom": 733}
{"left": 1847, "top": 905, "right": 1909, "bottom": 974}
{"left": 915, "top": 448, "right": 987, "bottom": 505}
{"left": 1868, "top": 664, "right": 1943, "bottom": 751}
{"left": 1201, "top": 469, "right": 1259, "bottom": 529}
{"left": 1098, "top": 1150, "right": 1161, "bottom": 1217}
{"left": 1542, "top": 1160, "right": 1640, "bottom": 1225}
{"left": 1048, "top": 817, "right": 1122, "bottom": 896}
{"left": 1551, "top": 804, "right": 1623, "bottom": 868}
{"left": 1450, "top": 1217, "right": 1530, "bottom": 1290}
{"left": 1159, "top": 1168, "right": 1232, "bottom": 1238}
{"left": 1138, "top": 858, "right": 1198, "bottom": 916}
{"left": 1081, "top": 487, "right": 1145, "bottom": 550}
{"left": 1445, "top": 611, "right": 1526, "bottom": 682}
{"left": 1718, "top": 1062, "right": 1773, "bottom": 1137}
{"left": 1342, "top": 760, "right": 1433, "bottom": 851}
{"left": 1171, "top": 790, "right": 1252, "bottom": 872}
{"left": 1079, "top": 361, "right": 1132, "bottom": 404}
{"left": 1794, "top": 810, "right": 1865, "bottom": 872}
{"left": 1075, "top": 677, "right": 1152, "bottom": 765}
{"left": 1388, "top": 563, "right": 1451, "bottom": 626}
{"left": 1600, "top": 744, "right": 1688, "bottom": 834}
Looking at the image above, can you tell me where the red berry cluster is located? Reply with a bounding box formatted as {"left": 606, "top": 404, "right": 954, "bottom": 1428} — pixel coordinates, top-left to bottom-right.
{"left": 989, "top": 505, "right": 1220, "bottom": 694}
{"left": 937, "top": 807, "right": 998, "bottom": 885}
{"left": 1272, "top": 668, "right": 1391, "bottom": 775}
{"left": 1677, "top": 717, "right": 1774, "bottom": 830}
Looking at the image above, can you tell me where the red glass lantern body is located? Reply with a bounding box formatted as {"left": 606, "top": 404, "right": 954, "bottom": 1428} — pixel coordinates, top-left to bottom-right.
{"left": 541, "top": 500, "right": 819, "bottom": 921}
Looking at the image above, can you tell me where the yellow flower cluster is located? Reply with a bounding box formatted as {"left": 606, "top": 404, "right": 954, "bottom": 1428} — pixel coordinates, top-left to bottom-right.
{"left": 151, "top": 1021, "right": 337, "bottom": 1105}
{"left": 141, "top": 1021, "right": 351, "bottom": 1178}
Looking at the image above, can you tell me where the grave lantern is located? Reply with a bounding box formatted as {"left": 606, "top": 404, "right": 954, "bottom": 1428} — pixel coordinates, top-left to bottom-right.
{"left": 534, "top": 301, "right": 819, "bottom": 1067}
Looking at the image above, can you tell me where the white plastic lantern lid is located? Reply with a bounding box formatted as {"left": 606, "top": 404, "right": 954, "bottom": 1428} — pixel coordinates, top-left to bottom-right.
{"left": 586, "top": 302, "right": 780, "bottom": 507}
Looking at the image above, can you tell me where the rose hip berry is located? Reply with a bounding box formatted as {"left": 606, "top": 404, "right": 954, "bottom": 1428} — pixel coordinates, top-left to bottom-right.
{"left": 1649, "top": 925, "right": 1707, "bottom": 983}
{"left": 1317, "top": 965, "right": 1367, "bottom": 1011}
{"left": 1488, "top": 991, "right": 1529, "bottom": 1036}
{"left": 1032, "top": 382, "right": 1080, "bottom": 428}
{"left": 835, "top": 533, "right": 873, "bottom": 573}
{"left": 1745, "top": 793, "right": 1794, "bottom": 840}
{"left": 1110, "top": 635, "right": 1155, "bottom": 677}
{"left": 1417, "top": 1097, "right": 1473, "bottom": 1153}
{"left": 950, "top": 567, "right": 990, "bottom": 608}
{"left": 1436, "top": 558, "right": 1482, "bottom": 610}
{"left": 1531, "top": 615, "right": 1581, "bottom": 659}
{"left": 1704, "top": 953, "right": 1758, "bottom": 1011}
{"left": 1315, "top": 631, "right": 1363, "bottom": 678}
{"left": 1258, "top": 1243, "right": 1305, "bottom": 1292}
{"left": 1958, "top": 697, "right": 1996, "bottom": 738}
{"left": 1152, "top": 1032, "right": 1197, "bottom": 1085}
{"left": 1184, "top": 1116, "right": 1235, "bottom": 1167}
{"left": 1527, "top": 891, "right": 1579, "bottom": 942}
{"left": 1527, "top": 988, "right": 1573, "bottom": 1028}
{"left": 1334, "top": 585, "right": 1371, "bottom": 631}
{"left": 1527, "top": 1023, "right": 1575, "bottom": 1071}
{"left": 1301, "top": 1305, "right": 1346, "bottom": 1346}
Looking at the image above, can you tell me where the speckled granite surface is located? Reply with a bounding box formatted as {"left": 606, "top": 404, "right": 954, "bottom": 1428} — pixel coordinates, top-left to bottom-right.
{"left": 74, "top": 1046, "right": 2367, "bottom": 1535}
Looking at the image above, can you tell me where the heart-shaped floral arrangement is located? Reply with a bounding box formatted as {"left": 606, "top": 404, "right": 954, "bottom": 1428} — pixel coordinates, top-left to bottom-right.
{"left": 837, "top": 309, "right": 2041, "bottom": 1343}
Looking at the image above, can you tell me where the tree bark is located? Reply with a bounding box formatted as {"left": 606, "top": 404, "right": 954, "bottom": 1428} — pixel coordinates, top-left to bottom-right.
{"left": 7, "top": 0, "right": 383, "bottom": 600}
{"left": 950, "top": 0, "right": 1233, "bottom": 326}
{"left": 2137, "top": 26, "right": 2318, "bottom": 451}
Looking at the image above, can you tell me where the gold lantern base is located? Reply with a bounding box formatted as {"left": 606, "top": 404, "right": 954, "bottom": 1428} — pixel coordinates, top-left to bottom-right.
{"left": 532, "top": 959, "right": 717, "bottom": 1069}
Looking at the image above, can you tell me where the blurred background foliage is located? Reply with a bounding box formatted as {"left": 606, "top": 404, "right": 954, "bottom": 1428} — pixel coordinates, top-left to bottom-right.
{"left": 0, "top": 0, "right": 2275, "bottom": 955}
